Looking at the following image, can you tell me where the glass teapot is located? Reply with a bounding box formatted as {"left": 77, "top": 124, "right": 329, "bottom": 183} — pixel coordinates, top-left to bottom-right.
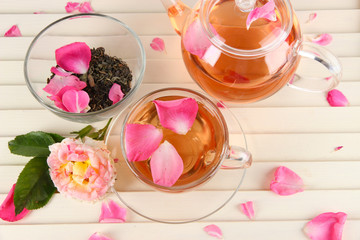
{"left": 161, "top": 0, "right": 342, "bottom": 103}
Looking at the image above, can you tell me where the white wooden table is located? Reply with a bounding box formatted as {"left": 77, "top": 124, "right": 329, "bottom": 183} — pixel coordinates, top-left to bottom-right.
{"left": 1, "top": 0, "right": 360, "bottom": 239}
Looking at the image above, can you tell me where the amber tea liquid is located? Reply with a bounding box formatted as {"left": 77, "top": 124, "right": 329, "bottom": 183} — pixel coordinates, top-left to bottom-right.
{"left": 178, "top": 0, "right": 302, "bottom": 103}
{"left": 126, "top": 95, "right": 226, "bottom": 190}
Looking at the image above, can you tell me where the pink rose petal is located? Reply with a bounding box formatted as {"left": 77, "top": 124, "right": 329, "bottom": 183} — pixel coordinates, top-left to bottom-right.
{"left": 327, "top": 89, "right": 349, "bottom": 107}
{"left": 50, "top": 66, "right": 72, "bottom": 77}
{"left": 99, "top": 200, "right": 126, "bottom": 223}
{"left": 88, "top": 233, "right": 113, "bottom": 240}
{"left": 55, "top": 42, "right": 91, "bottom": 74}
{"left": 4, "top": 25, "right": 22, "bottom": 37}
{"left": 125, "top": 124, "right": 163, "bottom": 162}
{"left": 65, "top": 2, "right": 80, "bottom": 13}
{"left": 239, "top": 201, "right": 255, "bottom": 220}
{"left": 33, "top": 11, "right": 45, "bottom": 14}
{"left": 150, "top": 37, "right": 166, "bottom": 53}
{"left": 203, "top": 224, "right": 223, "bottom": 239}
{"left": 150, "top": 141, "right": 184, "bottom": 187}
{"left": 43, "top": 75, "right": 86, "bottom": 96}
{"left": 334, "top": 146, "right": 343, "bottom": 151}
{"left": 306, "top": 12, "right": 317, "bottom": 23}
{"left": 153, "top": 98, "right": 198, "bottom": 135}
{"left": 270, "top": 166, "right": 304, "bottom": 196}
{"left": 62, "top": 89, "right": 90, "bottom": 113}
{"left": 304, "top": 212, "right": 347, "bottom": 240}
{"left": 312, "top": 33, "right": 333, "bottom": 46}
{"left": 216, "top": 101, "right": 225, "bottom": 108}
{"left": 79, "top": 2, "right": 94, "bottom": 13}
{"left": 246, "top": 0, "right": 277, "bottom": 30}
{"left": 108, "top": 83, "right": 124, "bottom": 105}
{"left": 0, "top": 184, "right": 30, "bottom": 222}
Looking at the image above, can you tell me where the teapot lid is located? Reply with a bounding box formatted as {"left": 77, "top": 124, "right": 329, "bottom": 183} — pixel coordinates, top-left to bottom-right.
{"left": 200, "top": 0, "right": 294, "bottom": 57}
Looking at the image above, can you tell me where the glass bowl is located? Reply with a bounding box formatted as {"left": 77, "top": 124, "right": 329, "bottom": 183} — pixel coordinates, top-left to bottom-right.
{"left": 24, "top": 13, "right": 146, "bottom": 123}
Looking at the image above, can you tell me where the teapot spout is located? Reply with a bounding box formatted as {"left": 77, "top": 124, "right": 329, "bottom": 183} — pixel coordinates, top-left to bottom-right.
{"left": 161, "top": 0, "right": 191, "bottom": 35}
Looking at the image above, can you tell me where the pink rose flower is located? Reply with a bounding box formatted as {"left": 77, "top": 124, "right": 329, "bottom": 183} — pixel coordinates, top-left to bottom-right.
{"left": 47, "top": 138, "right": 116, "bottom": 201}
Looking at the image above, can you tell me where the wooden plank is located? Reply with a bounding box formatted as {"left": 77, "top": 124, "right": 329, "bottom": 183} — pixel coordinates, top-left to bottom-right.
{"left": 0, "top": 220, "right": 359, "bottom": 240}
{"left": 2, "top": 133, "right": 359, "bottom": 165}
{"left": 1, "top": 33, "right": 360, "bottom": 61}
{"left": 1, "top": 106, "right": 359, "bottom": 136}
{"left": 0, "top": 10, "right": 359, "bottom": 37}
{"left": 1, "top": 57, "right": 359, "bottom": 85}
{"left": 0, "top": 190, "right": 358, "bottom": 223}
{"left": 1, "top": 161, "right": 360, "bottom": 192}
{"left": 1, "top": 81, "right": 359, "bottom": 110}
{"left": 0, "top": 0, "right": 359, "bottom": 13}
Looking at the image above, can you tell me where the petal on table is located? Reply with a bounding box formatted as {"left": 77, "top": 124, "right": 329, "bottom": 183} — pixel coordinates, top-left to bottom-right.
{"left": 153, "top": 98, "right": 198, "bottom": 135}
{"left": 125, "top": 124, "right": 163, "bottom": 162}
{"left": 4, "top": 25, "right": 22, "bottom": 37}
{"left": 239, "top": 201, "right": 255, "bottom": 220}
{"left": 326, "top": 89, "right": 349, "bottom": 107}
{"left": 65, "top": 2, "right": 80, "bottom": 13}
{"left": 79, "top": 2, "right": 94, "bottom": 13}
{"left": 306, "top": 12, "right": 317, "bottom": 23}
{"left": 55, "top": 42, "right": 91, "bottom": 74}
{"left": 61, "top": 89, "right": 90, "bottom": 113}
{"left": 246, "top": 0, "right": 277, "bottom": 30}
{"left": 270, "top": 166, "right": 304, "bottom": 196}
{"left": 0, "top": 184, "right": 30, "bottom": 222}
{"left": 108, "top": 83, "right": 124, "bottom": 105}
{"left": 312, "top": 33, "right": 333, "bottom": 46}
{"left": 88, "top": 232, "right": 113, "bottom": 240}
{"left": 150, "top": 141, "right": 184, "bottom": 187}
{"left": 203, "top": 224, "right": 223, "bottom": 239}
{"left": 304, "top": 212, "right": 347, "bottom": 240}
{"left": 99, "top": 200, "right": 126, "bottom": 223}
{"left": 150, "top": 37, "right": 166, "bottom": 52}
{"left": 43, "top": 75, "right": 86, "bottom": 96}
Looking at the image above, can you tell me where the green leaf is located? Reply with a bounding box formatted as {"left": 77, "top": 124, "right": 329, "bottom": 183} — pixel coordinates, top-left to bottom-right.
{"left": 70, "top": 125, "right": 94, "bottom": 140}
{"left": 92, "top": 118, "right": 112, "bottom": 141}
{"left": 14, "top": 157, "right": 56, "bottom": 215}
{"left": 47, "top": 133, "right": 65, "bottom": 143}
{"left": 8, "top": 131, "right": 57, "bottom": 157}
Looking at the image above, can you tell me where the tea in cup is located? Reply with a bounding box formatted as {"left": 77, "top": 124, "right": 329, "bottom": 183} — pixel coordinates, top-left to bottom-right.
{"left": 120, "top": 88, "right": 252, "bottom": 192}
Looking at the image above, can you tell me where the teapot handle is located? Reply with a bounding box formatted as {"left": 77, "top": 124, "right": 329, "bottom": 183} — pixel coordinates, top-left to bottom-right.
{"left": 287, "top": 42, "right": 342, "bottom": 92}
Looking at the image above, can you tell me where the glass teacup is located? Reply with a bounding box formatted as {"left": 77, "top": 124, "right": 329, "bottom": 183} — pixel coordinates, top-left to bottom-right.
{"left": 105, "top": 88, "right": 252, "bottom": 223}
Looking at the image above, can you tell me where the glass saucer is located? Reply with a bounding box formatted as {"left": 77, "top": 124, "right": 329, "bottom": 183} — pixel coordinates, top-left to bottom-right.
{"left": 104, "top": 92, "right": 248, "bottom": 224}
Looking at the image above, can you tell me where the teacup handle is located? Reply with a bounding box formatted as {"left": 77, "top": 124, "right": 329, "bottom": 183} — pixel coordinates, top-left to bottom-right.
{"left": 287, "top": 42, "right": 342, "bottom": 92}
{"left": 221, "top": 145, "right": 252, "bottom": 169}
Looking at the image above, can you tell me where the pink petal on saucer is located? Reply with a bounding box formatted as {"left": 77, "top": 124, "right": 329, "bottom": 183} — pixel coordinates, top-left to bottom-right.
{"left": 43, "top": 75, "right": 86, "bottom": 96}
{"left": 55, "top": 42, "right": 91, "bottom": 74}
{"left": 239, "top": 201, "right": 255, "bottom": 220}
{"left": 51, "top": 66, "right": 72, "bottom": 77}
{"left": 0, "top": 184, "right": 30, "bottom": 222}
{"left": 108, "top": 83, "right": 124, "bottom": 105}
{"left": 204, "top": 224, "right": 223, "bottom": 239}
{"left": 65, "top": 2, "right": 80, "bottom": 13}
{"left": 88, "top": 233, "right": 113, "bottom": 240}
{"left": 304, "top": 212, "right": 347, "bottom": 240}
{"left": 79, "top": 2, "right": 94, "bottom": 13}
{"left": 326, "top": 89, "right": 349, "bottom": 107}
{"left": 99, "top": 200, "right": 126, "bottom": 223}
{"left": 312, "top": 33, "right": 333, "bottom": 46}
{"left": 153, "top": 98, "right": 198, "bottom": 135}
{"left": 61, "top": 89, "right": 90, "bottom": 113}
{"left": 246, "top": 0, "right": 277, "bottom": 30}
{"left": 125, "top": 124, "right": 163, "bottom": 162}
{"left": 4, "top": 25, "right": 22, "bottom": 37}
{"left": 150, "top": 141, "right": 184, "bottom": 187}
{"left": 216, "top": 101, "right": 225, "bottom": 108}
{"left": 270, "top": 166, "right": 304, "bottom": 196}
{"left": 150, "top": 37, "right": 166, "bottom": 52}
